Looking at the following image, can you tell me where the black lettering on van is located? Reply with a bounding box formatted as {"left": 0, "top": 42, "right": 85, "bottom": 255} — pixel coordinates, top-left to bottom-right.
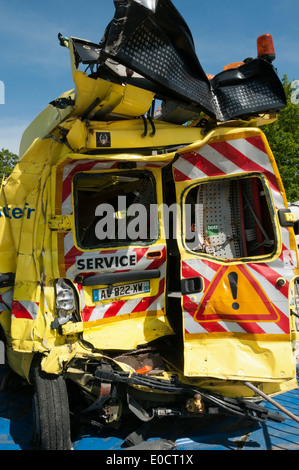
{"left": 120, "top": 256, "right": 128, "bottom": 267}
{"left": 77, "top": 259, "right": 86, "bottom": 270}
{"left": 87, "top": 259, "right": 94, "bottom": 270}
{"left": 76, "top": 253, "right": 137, "bottom": 271}
{"left": 95, "top": 258, "right": 104, "bottom": 269}
{"left": 130, "top": 255, "right": 137, "bottom": 266}
{"left": 104, "top": 257, "right": 114, "bottom": 268}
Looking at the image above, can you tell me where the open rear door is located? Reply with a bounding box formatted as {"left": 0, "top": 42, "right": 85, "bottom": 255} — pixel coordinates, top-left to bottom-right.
{"left": 172, "top": 129, "right": 298, "bottom": 385}
{"left": 51, "top": 156, "right": 174, "bottom": 350}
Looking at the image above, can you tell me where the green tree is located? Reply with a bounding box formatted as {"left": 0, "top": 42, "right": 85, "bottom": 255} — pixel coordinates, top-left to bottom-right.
{"left": 261, "top": 75, "right": 299, "bottom": 202}
{"left": 0, "top": 148, "right": 18, "bottom": 179}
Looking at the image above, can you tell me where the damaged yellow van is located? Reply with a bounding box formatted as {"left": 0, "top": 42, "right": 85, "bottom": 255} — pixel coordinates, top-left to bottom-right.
{"left": 0, "top": 0, "right": 298, "bottom": 450}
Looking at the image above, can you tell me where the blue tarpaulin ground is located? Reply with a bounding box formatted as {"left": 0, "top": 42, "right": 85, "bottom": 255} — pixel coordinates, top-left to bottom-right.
{"left": 0, "top": 364, "right": 298, "bottom": 451}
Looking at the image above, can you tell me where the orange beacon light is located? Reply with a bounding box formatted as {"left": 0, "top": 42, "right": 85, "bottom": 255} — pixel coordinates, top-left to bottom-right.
{"left": 257, "top": 34, "right": 276, "bottom": 62}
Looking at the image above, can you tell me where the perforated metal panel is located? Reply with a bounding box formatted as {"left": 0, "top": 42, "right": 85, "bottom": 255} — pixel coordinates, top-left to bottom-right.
{"left": 195, "top": 180, "right": 241, "bottom": 259}
{"left": 191, "top": 176, "right": 277, "bottom": 260}
{"left": 212, "top": 72, "right": 286, "bottom": 122}
{"left": 100, "top": 1, "right": 286, "bottom": 121}
{"left": 118, "top": 20, "right": 213, "bottom": 110}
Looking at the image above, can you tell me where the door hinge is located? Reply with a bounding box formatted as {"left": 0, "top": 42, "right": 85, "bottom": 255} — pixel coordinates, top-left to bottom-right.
{"left": 49, "top": 215, "right": 72, "bottom": 232}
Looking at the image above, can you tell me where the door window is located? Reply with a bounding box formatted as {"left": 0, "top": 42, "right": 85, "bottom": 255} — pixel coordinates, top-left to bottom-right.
{"left": 184, "top": 175, "right": 277, "bottom": 260}
{"left": 74, "top": 170, "right": 158, "bottom": 249}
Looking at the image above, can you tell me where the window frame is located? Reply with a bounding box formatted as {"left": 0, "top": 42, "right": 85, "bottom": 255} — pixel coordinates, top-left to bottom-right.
{"left": 73, "top": 169, "right": 159, "bottom": 250}
{"left": 180, "top": 172, "right": 280, "bottom": 264}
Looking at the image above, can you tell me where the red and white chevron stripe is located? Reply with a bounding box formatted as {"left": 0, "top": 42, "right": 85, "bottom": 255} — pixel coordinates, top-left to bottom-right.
{"left": 11, "top": 300, "right": 39, "bottom": 320}
{"left": 77, "top": 246, "right": 166, "bottom": 322}
{"left": 61, "top": 159, "right": 168, "bottom": 215}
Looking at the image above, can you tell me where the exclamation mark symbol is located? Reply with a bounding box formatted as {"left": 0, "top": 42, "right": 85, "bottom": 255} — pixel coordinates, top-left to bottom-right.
{"left": 228, "top": 272, "right": 239, "bottom": 310}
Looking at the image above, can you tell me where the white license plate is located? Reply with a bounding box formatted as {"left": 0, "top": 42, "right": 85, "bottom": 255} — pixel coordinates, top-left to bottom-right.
{"left": 92, "top": 280, "right": 150, "bottom": 302}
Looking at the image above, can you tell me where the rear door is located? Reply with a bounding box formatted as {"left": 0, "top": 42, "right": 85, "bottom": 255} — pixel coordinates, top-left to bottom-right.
{"left": 52, "top": 156, "right": 174, "bottom": 350}
{"left": 172, "top": 129, "right": 298, "bottom": 382}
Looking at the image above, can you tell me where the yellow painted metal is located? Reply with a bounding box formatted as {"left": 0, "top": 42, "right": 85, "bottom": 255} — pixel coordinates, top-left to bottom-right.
{"left": 72, "top": 69, "right": 155, "bottom": 119}
{"left": 183, "top": 334, "right": 295, "bottom": 382}
{"left": 19, "top": 36, "right": 156, "bottom": 157}
{"left": 284, "top": 212, "right": 298, "bottom": 224}
{"left": 3, "top": 27, "right": 297, "bottom": 403}
{"left": 82, "top": 314, "right": 174, "bottom": 351}
{"left": 0, "top": 125, "right": 180, "bottom": 377}
{"left": 85, "top": 119, "right": 204, "bottom": 150}
{"left": 66, "top": 118, "right": 88, "bottom": 151}
{"left": 173, "top": 126, "right": 298, "bottom": 393}
{"left": 19, "top": 90, "right": 76, "bottom": 157}
{"left": 1, "top": 100, "right": 298, "bottom": 398}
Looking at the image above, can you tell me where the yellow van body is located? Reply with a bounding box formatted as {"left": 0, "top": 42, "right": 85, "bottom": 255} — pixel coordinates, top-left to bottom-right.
{"left": 0, "top": 97, "right": 298, "bottom": 400}
{"left": 0, "top": 23, "right": 299, "bottom": 448}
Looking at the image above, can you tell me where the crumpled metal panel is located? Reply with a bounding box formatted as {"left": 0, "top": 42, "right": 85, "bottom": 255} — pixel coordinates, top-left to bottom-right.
{"left": 98, "top": 0, "right": 286, "bottom": 121}
{"left": 210, "top": 59, "right": 287, "bottom": 121}
{"left": 100, "top": 0, "right": 214, "bottom": 116}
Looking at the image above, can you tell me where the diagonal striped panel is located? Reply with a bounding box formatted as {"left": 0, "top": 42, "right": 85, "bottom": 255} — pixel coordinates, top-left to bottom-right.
{"left": 11, "top": 301, "right": 39, "bottom": 320}
{"left": 176, "top": 135, "right": 294, "bottom": 336}
{"left": 58, "top": 158, "right": 168, "bottom": 324}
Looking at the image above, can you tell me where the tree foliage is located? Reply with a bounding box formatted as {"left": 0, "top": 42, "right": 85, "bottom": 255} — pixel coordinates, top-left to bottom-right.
{"left": 261, "top": 75, "right": 299, "bottom": 202}
{"left": 0, "top": 148, "right": 18, "bottom": 179}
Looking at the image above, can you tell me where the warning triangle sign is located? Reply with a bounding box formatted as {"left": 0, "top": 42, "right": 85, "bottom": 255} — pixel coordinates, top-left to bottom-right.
{"left": 194, "top": 265, "right": 280, "bottom": 323}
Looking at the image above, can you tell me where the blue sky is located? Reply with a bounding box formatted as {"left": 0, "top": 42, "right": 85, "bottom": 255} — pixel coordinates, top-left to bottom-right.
{"left": 0, "top": 0, "right": 299, "bottom": 155}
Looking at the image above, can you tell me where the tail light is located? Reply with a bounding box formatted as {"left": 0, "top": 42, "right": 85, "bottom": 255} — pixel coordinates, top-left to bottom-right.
{"left": 55, "top": 279, "right": 77, "bottom": 325}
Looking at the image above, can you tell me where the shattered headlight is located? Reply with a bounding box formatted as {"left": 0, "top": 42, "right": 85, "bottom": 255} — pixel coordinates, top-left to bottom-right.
{"left": 54, "top": 278, "right": 77, "bottom": 326}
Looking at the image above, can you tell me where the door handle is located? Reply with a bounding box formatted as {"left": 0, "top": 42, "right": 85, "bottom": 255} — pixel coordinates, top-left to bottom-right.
{"left": 146, "top": 250, "right": 163, "bottom": 260}
{"left": 181, "top": 277, "right": 203, "bottom": 295}
{"left": 80, "top": 269, "right": 161, "bottom": 286}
